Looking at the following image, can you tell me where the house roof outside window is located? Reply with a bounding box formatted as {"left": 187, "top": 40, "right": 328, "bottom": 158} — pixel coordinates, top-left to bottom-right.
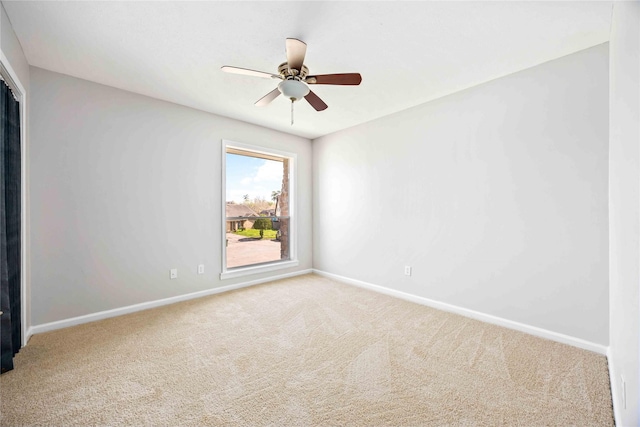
{"left": 225, "top": 203, "right": 258, "bottom": 218}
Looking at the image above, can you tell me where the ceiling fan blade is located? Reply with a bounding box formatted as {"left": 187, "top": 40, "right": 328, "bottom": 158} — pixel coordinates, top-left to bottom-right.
{"left": 255, "top": 88, "right": 281, "bottom": 107}
{"left": 286, "top": 38, "right": 307, "bottom": 71}
{"left": 307, "top": 73, "right": 362, "bottom": 85}
{"left": 221, "top": 66, "right": 281, "bottom": 79}
{"left": 304, "top": 90, "right": 328, "bottom": 111}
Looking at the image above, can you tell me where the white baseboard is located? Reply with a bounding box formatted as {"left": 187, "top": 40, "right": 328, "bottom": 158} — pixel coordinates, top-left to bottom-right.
{"left": 29, "top": 269, "right": 313, "bottom": 336}
{"left": 25, "top": 327, "right": 34, "bottom": 345}
{"left": 28, "top": 268, "right": 607, "bottom": 355}
{"left": 313, "top": 269, "right": 608, "bottom": 355}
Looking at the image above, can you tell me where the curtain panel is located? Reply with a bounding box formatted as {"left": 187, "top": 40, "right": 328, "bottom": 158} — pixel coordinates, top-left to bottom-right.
{"left": 0, "top": 78, "right": 21, "bottom": 373}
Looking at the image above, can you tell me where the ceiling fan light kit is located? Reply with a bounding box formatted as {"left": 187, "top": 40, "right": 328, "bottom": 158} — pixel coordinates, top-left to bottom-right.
{"left": 221, "top": 38, "right": 362, "bottom": 125}
{"left": 278, "top": 79, "right": 309, "bottom": 102}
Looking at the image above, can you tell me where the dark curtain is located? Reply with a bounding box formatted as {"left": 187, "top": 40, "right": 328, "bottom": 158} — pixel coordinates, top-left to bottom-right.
{"left": 0, "top": 79, "right": 21, "bottom": 373}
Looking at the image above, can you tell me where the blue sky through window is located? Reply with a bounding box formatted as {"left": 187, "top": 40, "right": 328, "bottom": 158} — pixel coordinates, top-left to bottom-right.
{"left": 226, "top": 153, "right": 283, "bottom": 203}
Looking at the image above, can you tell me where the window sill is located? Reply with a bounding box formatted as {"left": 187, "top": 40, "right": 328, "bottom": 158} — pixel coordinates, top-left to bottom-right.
{"left": 220, "top": 259, "right": 299, "bottom": 280}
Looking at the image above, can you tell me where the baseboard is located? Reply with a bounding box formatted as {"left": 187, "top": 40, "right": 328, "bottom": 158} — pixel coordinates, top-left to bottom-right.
{"left": 313, "top": 269, "right": 608, "bottom": 355}
{"left": 607, "top": 347, "right": 622, "bottom": 426}
{"left": 25, "top": 326, "right": 34, "bottom": 345}
{"left": 29, "top": 268, "right": 608, "bottom": 355}
{"left": 30, "top": 269, "right": 313, "bottom": 336}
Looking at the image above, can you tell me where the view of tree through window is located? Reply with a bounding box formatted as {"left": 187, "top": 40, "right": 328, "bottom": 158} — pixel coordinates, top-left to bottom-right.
{"left": 225, "top": 147, "right": 291, "bottom": 270}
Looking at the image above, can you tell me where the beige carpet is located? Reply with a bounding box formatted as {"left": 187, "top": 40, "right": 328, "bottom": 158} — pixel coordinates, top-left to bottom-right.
{"left": 1, "top": 274, "right": 613, "bottom": 426}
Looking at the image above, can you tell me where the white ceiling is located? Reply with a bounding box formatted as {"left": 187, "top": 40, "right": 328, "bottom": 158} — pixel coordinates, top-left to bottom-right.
{"left": 3, "top": 1, "right": 612, "bottom": 139}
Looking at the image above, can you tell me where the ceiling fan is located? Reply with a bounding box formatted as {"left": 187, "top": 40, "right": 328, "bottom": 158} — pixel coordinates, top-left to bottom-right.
{"left": 221, "top": 38, "right": 362, "bottom": 124}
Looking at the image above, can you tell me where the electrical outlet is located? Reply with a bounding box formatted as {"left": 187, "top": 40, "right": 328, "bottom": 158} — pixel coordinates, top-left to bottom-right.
{"left": 170, "top": 268, "right": 177, "bottom": 279}
{"left": 621, "top": 375, "right": 627, "bottom": 409}
{"left": 198, "top": 264, "right": 204, "bottom": 275}
{"left": 404, "top": 266, "right": 412, "bottom": 276}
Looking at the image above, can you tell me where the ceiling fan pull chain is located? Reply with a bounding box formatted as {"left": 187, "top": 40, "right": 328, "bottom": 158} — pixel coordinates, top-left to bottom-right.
{"left": 291, "top": 99, "right": 294, "bottom": 126}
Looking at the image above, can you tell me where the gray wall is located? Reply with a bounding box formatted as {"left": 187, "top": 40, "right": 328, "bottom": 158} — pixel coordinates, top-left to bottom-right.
{"left": 313, "top": 44, "right": 609, "bottom": 345}
{"left": 609, "top": 2, "right": 640, "bottom": 425}
{"left": 29, "top": 67, "right": 312, "bottom": 325}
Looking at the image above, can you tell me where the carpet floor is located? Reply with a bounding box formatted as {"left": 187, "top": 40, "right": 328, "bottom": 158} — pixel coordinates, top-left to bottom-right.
{"left": 0, "top": 274, "right": 613, "bottom": 426}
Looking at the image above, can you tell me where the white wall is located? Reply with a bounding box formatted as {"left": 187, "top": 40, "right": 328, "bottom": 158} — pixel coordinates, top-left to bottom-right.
{"left": 609, "top": 2, "right": 640, "bottom": 425}
{"left": 29, "top": 67, "right": 312, "bottom": 326}
{"left": 1, "top": 2, "right": 30, "bottom": 340}
{"left": 313, "top": 44, "right": 609, "bottom": 346}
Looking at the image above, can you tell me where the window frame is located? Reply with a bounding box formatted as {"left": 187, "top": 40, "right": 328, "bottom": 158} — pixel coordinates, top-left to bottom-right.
{"left": 220, "top": 139, "right": 298, "bottom": 280}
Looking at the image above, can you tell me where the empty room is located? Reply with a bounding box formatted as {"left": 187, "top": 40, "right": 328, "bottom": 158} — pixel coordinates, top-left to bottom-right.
{"left": 0, "top": 1, "right": 638, "bottom": 426}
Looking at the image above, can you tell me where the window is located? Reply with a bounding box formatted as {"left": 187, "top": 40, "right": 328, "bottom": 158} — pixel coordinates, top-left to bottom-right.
{"left": 221, "top": 140, "right": 297, "bottom": 279}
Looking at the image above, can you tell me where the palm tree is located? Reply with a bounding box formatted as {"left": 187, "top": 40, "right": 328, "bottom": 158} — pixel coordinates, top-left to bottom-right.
{"left": 243, "top": 194, "right": 249, "bottom": 203}
{"left": 271, "top": 190, "right": 281, "bottom": 215}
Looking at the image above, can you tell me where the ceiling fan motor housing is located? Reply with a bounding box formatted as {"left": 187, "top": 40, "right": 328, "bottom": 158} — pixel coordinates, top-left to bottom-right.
{"left": 278, "top": 62, "right": 309, "bottom": 79}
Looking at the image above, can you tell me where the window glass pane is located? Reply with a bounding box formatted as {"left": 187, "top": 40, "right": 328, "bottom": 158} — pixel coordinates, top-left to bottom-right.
{"left": 225, "top": 149, "right": 290, "bottom": 270}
